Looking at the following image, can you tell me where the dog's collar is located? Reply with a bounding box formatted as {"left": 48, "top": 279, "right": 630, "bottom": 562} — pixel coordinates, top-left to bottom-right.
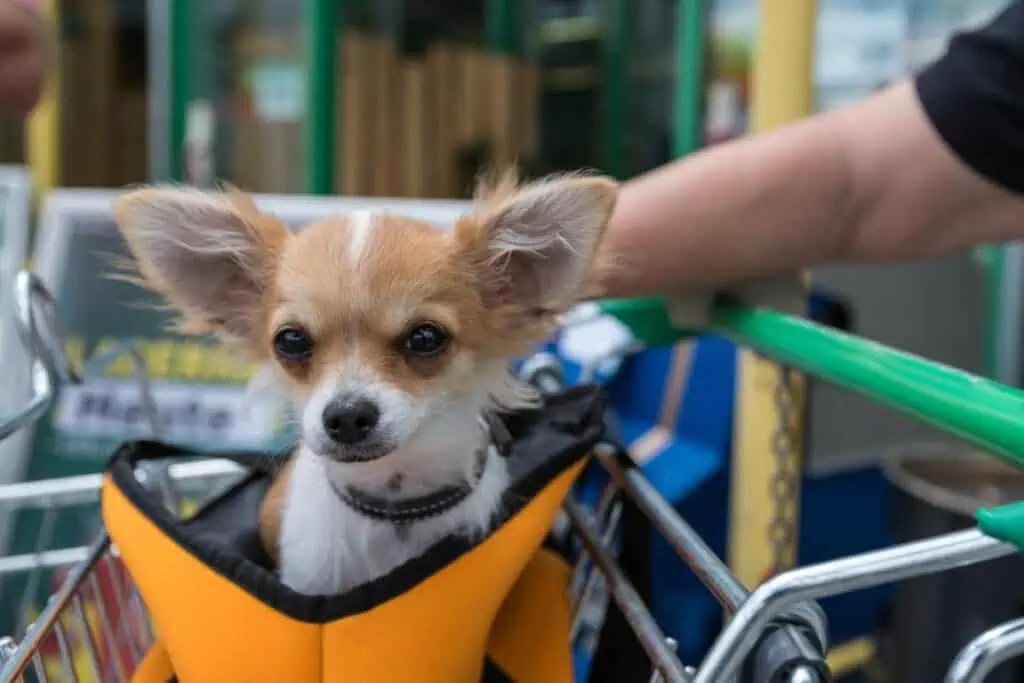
{"left": 329, "top": 413, "right": 512, "bottom": 524}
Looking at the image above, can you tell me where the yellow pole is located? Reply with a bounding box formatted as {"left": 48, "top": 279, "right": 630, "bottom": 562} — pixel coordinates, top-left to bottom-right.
{"left": 827, "top": 636, "right": 876, "bottom": 677}
{"left": 727, "top": 0, "right": 817, "bottom": 589}
{"left": 27, "top": 0, "right": 60, "bottom": 201}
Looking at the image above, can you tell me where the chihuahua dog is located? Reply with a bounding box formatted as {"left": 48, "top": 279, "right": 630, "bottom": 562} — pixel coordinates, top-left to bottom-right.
{"left": 113, "top": 172, "right": 618, "bottom": 596}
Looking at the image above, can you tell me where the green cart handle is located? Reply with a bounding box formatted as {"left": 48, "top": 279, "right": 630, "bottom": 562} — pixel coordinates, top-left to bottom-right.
{"left": 597, "top": 295, "right": 1024, "bottom": 470}
{"left": 599, "top": 295, "right": 1024, "bottom": 551}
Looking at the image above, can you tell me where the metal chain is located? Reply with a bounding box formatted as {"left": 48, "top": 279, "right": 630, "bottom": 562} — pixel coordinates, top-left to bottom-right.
{"left": 767, "top": 362, "right": 802, "bottom": 577}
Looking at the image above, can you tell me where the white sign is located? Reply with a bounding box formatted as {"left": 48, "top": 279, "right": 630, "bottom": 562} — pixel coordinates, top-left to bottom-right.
{"left": 54, "top": 380, "right": 280, "bottom": 449}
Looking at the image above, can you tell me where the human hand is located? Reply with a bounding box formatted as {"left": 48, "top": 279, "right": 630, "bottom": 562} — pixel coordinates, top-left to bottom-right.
{"left": 0, "top": 0, "right": 46, "bottom": 117}
{"left": 664, "top": 277, "right": 807, "bottom": 330}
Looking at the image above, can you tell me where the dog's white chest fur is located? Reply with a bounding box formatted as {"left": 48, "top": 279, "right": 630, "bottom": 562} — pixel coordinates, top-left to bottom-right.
{"left": 277, "top": 447, "right": 509, "bottom": 596}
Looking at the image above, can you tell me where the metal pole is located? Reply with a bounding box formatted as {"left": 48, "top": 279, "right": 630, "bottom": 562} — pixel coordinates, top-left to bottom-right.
{"left": 564, "top": 498, "right": 692, "bottom": 683}
{"left": 304, "top": 0, "right": 339, "bottom": 194}
{"left": 597, "top": 446, "right": 746, "bottom": 611}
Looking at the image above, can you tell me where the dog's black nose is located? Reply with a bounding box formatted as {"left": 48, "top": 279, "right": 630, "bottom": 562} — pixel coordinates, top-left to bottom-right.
{"left": 322, "top": 399, "right": 380, "bottom": 445}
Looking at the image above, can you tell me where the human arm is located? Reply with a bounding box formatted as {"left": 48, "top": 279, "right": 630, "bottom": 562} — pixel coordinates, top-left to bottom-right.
{"left": 0, "top": 0, "right": 46, "bottom": 117}
{"left": 599, "top": 3, "right": 1024, "bottom": 300}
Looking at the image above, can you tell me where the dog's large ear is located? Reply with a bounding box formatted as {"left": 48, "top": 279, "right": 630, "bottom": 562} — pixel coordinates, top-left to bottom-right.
{"left": 459, "top": 175, "right": 618, "bottom": 314}
{"left": 113, "top": 187, "right": 290, "bottom": 343}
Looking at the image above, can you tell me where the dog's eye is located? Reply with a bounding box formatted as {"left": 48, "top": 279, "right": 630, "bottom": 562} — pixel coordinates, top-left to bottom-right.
{"left": 273, "top": 326, "right": 315, "bottom": 361}
{"left": 402, "top": 323, "right": 449, "bottom": 357}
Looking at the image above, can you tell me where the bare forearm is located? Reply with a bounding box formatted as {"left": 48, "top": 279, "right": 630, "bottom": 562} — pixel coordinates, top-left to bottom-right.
{"left": 600, "top": 82, "right": 1024, "bottom": 299}
{"left": 600, "top": 111, "right": 855, "bottom": 298}
{"left": 839, "top": 84, "right": 1024, "bottom": 265}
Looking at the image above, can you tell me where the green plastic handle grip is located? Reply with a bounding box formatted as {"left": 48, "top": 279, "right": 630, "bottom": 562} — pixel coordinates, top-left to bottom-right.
{"left": 598, "top": 297, "right": 698, "bottom": 346}
{"left": 977, "top": 503, "right": 1024, "bottom": 551}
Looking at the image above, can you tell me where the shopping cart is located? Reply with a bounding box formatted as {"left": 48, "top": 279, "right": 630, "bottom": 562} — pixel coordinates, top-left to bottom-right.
{"left": 0, "top": 268, "right": 1021, "bottom": 683}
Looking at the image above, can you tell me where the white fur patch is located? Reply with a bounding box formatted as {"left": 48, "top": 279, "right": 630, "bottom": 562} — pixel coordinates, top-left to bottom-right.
{"left": 277, "top": 444, "right": 509, "bottom": 595}
{"left": 347, "top": 210, "right": 376, "bottom": 267}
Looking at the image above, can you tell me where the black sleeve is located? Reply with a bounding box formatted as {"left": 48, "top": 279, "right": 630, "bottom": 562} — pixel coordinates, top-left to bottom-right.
{"left": 915, "top": 1, "right": 1024, "bottom": 194}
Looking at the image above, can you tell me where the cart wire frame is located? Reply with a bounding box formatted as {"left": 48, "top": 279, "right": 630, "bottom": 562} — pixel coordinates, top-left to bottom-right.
{"left": 0, "top": 269, "right": 1019, "bottom": 683}
{"left": 946, "top": 616, "right": 1024, "bottom": 683}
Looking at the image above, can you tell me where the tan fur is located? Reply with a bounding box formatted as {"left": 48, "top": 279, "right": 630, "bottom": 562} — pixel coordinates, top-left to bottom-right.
{"left": 113, "top": 190, "right": 292, "bottom": 342}
{"left": 258, "top": 457, "right": 293, "bottom": 565}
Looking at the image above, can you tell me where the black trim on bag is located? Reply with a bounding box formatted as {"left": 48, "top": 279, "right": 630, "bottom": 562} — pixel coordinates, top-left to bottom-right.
{"left": 481, "top": 657, "right": 514, "bottom": 683}
{"left": 540, "top": 533, "right": 573, "bottom": 561}
{"left": 104, "top": 384, "right": 606, "bottom": 624}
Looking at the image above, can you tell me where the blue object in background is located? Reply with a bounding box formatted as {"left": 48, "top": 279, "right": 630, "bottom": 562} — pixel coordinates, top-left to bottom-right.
{"left": 606, "top": 334, "right": 736, "bottom": 505}
{"left": 799, "top": 465, "right": 894, "bottom": 648}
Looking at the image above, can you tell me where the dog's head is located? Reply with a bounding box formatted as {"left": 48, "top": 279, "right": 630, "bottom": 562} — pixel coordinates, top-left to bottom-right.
{"left": 113, "top": 174, "right": 617, "bottom": 482}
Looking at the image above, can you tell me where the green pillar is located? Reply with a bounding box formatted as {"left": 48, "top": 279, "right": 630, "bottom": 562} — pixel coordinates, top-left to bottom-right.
{"left": 486, "top": 0, "right": 521, "bottom": 54}
{"left": 674, "top": 0, "right": 707, "bottom": 157}
{"left": 602, "top": 0, "right": 630, "bottom": 178}
{"left": 169, "top": 0, "right": 217, "bottom": 183}
{"left": 980, "top": 244, "right": 1008, "bottom": 380}
{"left": 169, "top": 0, "right": 191, "bottom": 182}
{"left": 305, "top": 0, "right": 340, "bottom": 195}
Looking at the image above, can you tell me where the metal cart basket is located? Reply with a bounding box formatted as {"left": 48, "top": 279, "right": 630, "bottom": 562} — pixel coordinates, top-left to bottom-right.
{"left": 1, "top": 269, "right": 1024, "bottom": 683}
